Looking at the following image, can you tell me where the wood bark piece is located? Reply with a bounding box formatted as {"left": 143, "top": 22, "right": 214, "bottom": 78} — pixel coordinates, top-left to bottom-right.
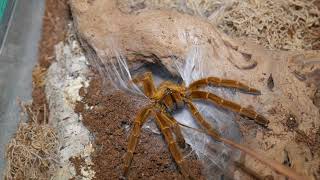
{"left": 70, "top": 0, "right": 320, "bottom": 179}
{"left": 70, "top": 0, "right": 256, "bottom": 75}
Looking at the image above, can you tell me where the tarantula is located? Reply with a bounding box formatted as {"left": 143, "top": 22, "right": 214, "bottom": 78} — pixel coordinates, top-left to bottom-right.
{"left": 123, "top": 71, "right": 270, "bottom": 179}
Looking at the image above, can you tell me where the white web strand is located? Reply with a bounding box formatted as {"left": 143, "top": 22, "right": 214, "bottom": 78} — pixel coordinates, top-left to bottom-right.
{"left": 94, "top": 37, "right": 145, "bottom": 96}
{"left": 174, "top": 45, "right": 241, "bottom": 176}
{"left": 99, "top": 38, "right": 242, "bottom": 179}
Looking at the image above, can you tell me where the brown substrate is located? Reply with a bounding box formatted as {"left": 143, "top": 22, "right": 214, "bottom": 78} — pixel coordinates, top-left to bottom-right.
{"left": 69, "top": 156, "right": 86, "bottom": 177}
{"left": 75, "top": 74, "right": 205, "bottom": 180}
{"left": 31, "top": 0, "right": 70, "bottom": 124}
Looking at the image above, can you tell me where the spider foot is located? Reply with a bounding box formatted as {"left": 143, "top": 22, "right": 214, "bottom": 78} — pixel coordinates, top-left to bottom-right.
{"left": 255, "top": 114, "right": 269, "bottom": 127}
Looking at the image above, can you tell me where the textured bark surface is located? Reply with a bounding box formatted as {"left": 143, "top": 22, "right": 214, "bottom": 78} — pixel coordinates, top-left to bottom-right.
{"left": 69, "top": 0, "right": 320, "bottom": 179}
{"left": 70, "top": 0, "right": 258, "bottom": 75}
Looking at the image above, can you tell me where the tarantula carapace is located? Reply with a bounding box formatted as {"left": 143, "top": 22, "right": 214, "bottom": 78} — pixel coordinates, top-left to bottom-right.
{"left": 123, "top": 72, "right": 269, "bottom": 178}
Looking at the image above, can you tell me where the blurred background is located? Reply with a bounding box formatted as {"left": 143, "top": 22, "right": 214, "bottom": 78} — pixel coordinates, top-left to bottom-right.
{"left": 0, "top": 0, "right": 44, "bottom": 174}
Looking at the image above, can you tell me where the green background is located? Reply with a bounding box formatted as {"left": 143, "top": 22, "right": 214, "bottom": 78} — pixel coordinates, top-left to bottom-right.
{"left": 0, "top": 0, "right": 8, "bottom": 22}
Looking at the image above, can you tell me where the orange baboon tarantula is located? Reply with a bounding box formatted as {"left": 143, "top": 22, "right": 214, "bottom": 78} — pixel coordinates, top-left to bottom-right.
{"left": 123, "top": 72, "right": 269, "bottom": 178}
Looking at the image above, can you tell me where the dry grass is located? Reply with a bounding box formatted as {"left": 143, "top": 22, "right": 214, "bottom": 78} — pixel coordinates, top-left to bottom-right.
{"left": 32, "top": 64, "right": 47, "bottom": 89}
{"left": 4, "top": 102, "right": 58, "bottom": 180}
{"left": 120, "top": 0, "right": 320, "bottom": 50}
{"left": 218, "top": 0, "right": 320, "bottom": 50}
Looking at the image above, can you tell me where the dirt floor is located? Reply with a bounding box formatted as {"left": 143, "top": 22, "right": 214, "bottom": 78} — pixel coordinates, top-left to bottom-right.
{"left": 3, "top": 1, "right": 71, "bottom": 179}
{"left": 25, "top": 0, "right": 320, "bottom": 179}
{"left": 32, "top": 1, "right": 206, "bottom": 179}
{"left": 31, "top": 0, "right": 70, "bottom": 124}
{"left": 74, "top": 73, "right": 205, "bottom": 179}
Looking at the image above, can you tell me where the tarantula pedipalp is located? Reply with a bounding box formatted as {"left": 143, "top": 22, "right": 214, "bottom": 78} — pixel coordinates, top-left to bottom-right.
{"left": 123, "top": 72, "right": 303, "bottom": 179}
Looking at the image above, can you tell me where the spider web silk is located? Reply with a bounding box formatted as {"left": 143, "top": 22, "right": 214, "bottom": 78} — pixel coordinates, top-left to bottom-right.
{"left": 87, "top": 36, "right": 145, "bottom": 97}
{"left": 90, "top": 35, "right": 242, "bottom": 179}
{"left": 174, "top": 45, "right": 242, "bottom": 178}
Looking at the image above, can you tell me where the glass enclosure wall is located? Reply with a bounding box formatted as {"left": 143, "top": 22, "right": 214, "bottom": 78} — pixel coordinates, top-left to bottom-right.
{"left": 0, "top": 0, "right": 16, "bottom": 51}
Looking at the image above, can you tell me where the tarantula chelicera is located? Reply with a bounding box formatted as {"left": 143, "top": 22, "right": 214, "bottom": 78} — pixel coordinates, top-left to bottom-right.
{"left": 123, "top": 72, "right": 269, "bottom": 178}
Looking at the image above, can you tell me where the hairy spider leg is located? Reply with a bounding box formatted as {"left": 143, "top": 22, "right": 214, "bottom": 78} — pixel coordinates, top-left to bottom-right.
{"left": 178, "top": 111, "right": 305, "bottom": 180}
{"left": 128, "top": 73, "right": 304, "bottom": 179}
{"left": 132, "top": 72, "right": 156, "bottom": 97}
{"left": 162, "top": 94, "right": 176, "bottom": 110}
{"left": 158, "top": 111, "right": 186, "bottom": 148}
{"left": 185, "top": 100, "right": 221, "bottom": 141}
{"left": 123, "top": 106, "right": 153, "bottom": 176}
{"left": 188, "top": 77, "right": 261, "bottom": 95}
{"left": 189, "top": 90, "right": 269, "bottom": 126}
{"left": 219, "top": 137, "right": 304, "bottom": 180}
{"left": 171, "top": 91, "right": 184, "bottom": 108}
{"left": 155, "top": 111, "right": 193, "bottom": 180}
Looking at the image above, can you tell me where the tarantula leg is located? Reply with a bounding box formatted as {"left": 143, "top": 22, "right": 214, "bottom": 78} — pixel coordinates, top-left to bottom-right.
{"left": 132, "top": 71, "right": 156, "bottom": 97}
{"left": 162, "top": 94, "right": 176, "bottom": 111}
{"left": 185, "top": 100, "right": 222, "bottom": 141}
{"left": 123, "top": 106, "right": 153, "bottom": 177}
{"left": 155, "top": 111, "right": 193, "bottom": 180}
{"left": 189, "top": 90, "right": 269, "bottom": 126}
{"left": 188, "top": 77, "right": 261, "bottom": 95}
{"left": 179, "top": 122, "right": 305, "bottom": 180}
{"left": 220, "top": 137, "right": 305, "bottom": 180}
{"left": 158, "top": 111, "right": 186, "bottom": 148}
